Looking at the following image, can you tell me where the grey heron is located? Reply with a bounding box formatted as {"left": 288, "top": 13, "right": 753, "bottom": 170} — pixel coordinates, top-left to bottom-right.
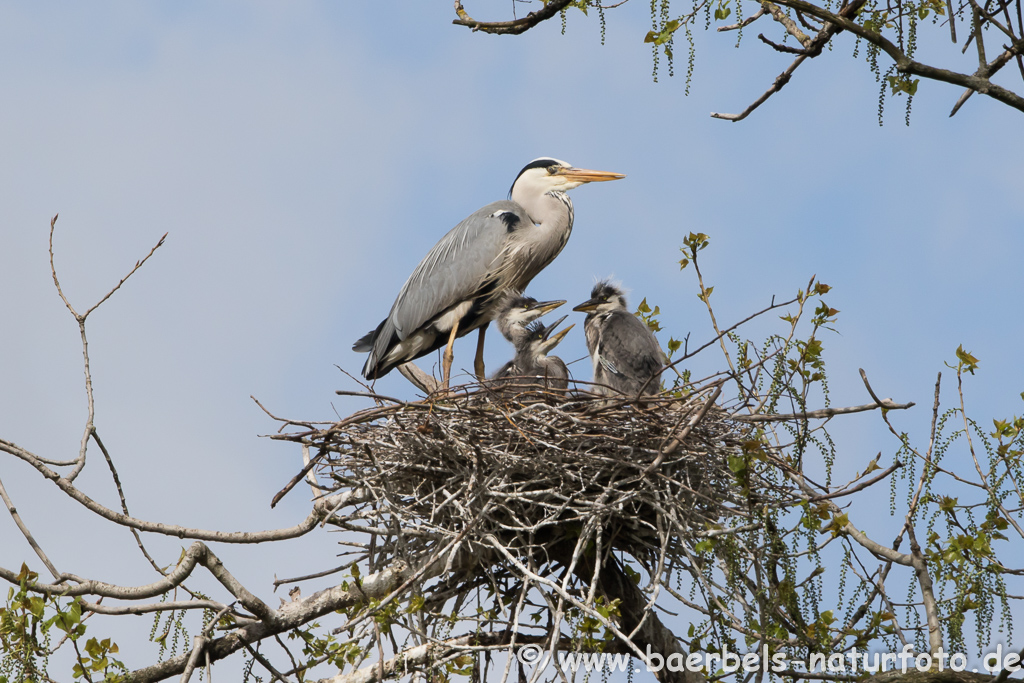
{"left": 493, "top": 291, "right": 566, "bottom": 345}
{"left": 353, "top": 158, "right": 624, "bottom": 386}
{"left": 491, "top": 317, "right": 573, "bottom": 395}
{"left": 573, "top": 281, "right": 664, "bottom": 397}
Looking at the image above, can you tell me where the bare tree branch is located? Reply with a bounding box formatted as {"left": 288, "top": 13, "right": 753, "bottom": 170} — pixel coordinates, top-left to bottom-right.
{"left": 453, "top": 0, "right": 576, "bottom": 34}
{"left": 762, "top": 0, "right": 813, "bottom": 46}
{"left": 0, "top": 442, "right": 368, "bottom": 543}
{"left": 733, "top": 397, "right": 914, "bottom": 422}
{"left": 713, "top": 0, "right": 866, "bottom": 120}
{"left": 718, "top": 7, "right": 767, "bottom": 30}
{"left": 0, "top": 474, "right": 62, "bottom": 581}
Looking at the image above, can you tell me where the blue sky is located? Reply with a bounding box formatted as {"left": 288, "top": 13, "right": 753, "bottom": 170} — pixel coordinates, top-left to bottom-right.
{"left": 1, "top": 0, "right": 1021, "bottom": 678}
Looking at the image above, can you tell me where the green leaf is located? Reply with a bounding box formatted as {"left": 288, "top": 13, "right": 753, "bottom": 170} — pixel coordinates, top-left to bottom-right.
{"left": 955, "top": 344, "right": 980, "bottom": 374}
{"left": 405, "top": 595, "right": 425, "bottom": 614}
{"left": 821, "top": 512, "right": 850, "bottom": 538}
{"left": 644, "top": 19, "right": 681, "bottom": 46}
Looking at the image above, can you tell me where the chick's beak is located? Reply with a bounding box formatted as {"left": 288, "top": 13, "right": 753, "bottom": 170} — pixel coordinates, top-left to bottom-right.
{"left": 540, "top": 318, "right": 574, "bottom": 353}
{"left": 572, "top": 298, "right": 601, "bottom": 313}
{"left": 526, "top": 299, "right": 567, "bottom": 317}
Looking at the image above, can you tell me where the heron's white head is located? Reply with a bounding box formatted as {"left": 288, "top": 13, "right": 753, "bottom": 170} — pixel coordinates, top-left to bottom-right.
{"left": 572, "top": 280, "right": 629, "bottom": 315}
{"left": 508, "top": 158, "right": 625, "bottom": 204}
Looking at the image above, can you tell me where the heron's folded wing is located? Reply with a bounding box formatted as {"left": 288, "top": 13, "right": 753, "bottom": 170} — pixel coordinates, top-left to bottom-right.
{"left": 387, "top": 200, "right": 526, "bottom": 340}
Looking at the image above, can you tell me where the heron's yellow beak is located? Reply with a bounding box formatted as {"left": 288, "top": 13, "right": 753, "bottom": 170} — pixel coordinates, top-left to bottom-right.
{"left": 555, "top": 167, "right": 626, "bottom": 183}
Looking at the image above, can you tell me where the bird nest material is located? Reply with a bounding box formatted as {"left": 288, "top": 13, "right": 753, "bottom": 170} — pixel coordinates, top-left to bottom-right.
{"left": 277, "top": 384, "right": 784, "bottom": 578}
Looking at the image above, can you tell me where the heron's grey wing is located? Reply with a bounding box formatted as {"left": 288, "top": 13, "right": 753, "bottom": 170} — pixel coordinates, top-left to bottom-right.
{"left": 387, "top": 200, "right": 525, "bottom": 341}
{"left": 599, "top": 311, "right": 664, "bottom": 388}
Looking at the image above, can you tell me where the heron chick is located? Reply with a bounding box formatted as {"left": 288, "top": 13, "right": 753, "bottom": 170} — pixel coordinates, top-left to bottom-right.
{"left": 493, "top": 291, "right": 566, "bottom": 345}
{"left": 573, "top": 281, "right": 664, "bottom": 397}
{"left": 492, "top": 317, "right": 573, "bottom": 396}
{"left": 353, "top": 158, "right": 624, "bottom": 386}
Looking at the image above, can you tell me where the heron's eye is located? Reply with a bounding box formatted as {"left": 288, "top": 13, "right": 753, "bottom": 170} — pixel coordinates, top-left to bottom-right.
{"left": 547, "top": 166, "right": 559, "bottom": 174}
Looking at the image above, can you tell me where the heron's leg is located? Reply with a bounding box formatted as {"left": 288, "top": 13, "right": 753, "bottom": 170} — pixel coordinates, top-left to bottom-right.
{"left": 473, "top": 324, "right": 488, "bottom": 381}
{"left": 441, "top": 321, "right": 460, "bottom": 389}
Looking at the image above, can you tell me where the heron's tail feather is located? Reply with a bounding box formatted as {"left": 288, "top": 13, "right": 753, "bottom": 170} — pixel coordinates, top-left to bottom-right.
{"left": 353, "top": 319, "right": 387, "bottom": 353}
{"left": 353, "top": 331, "right": 375, "bottom": 352}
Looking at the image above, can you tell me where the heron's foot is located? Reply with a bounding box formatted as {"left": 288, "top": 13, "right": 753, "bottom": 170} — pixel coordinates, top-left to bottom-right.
{"left": 441, "top": 357, "right": 454, "bottom": 394}
{"left": 473, "top": 325, "right": 488, "bottom": 383}
{"left": 441, "top": 322, "right": 459, "bottom": 393}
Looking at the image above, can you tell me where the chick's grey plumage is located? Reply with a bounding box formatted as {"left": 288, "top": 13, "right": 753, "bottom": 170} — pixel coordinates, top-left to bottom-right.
{"left": 573, "top": 281, "right": 664, "bottom": 397}
{"left": 492, "top": 318, "right": 572, "bottom": 395}
{"left": 353, "top": 158, "right": 624, "bottom": 381}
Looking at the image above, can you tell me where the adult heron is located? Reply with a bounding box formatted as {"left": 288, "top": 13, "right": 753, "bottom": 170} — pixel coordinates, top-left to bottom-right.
{"left": 492, "top": 317, "right": 573, "bottom": 395}
{"left": 573, "top": 281, "right": 664, "bottom": 397}
{"left": 353, "top": 158, "right": 624, "bottom": 386}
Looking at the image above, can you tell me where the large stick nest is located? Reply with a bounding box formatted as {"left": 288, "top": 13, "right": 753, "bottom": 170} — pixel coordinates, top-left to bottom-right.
{"left": 285, "top": 385, "right": 781, "bottom": 575}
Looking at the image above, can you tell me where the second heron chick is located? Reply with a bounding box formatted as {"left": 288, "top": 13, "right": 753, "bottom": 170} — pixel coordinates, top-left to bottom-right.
{"left": 492, "top": 317, "right": 573, "bottom": 395}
